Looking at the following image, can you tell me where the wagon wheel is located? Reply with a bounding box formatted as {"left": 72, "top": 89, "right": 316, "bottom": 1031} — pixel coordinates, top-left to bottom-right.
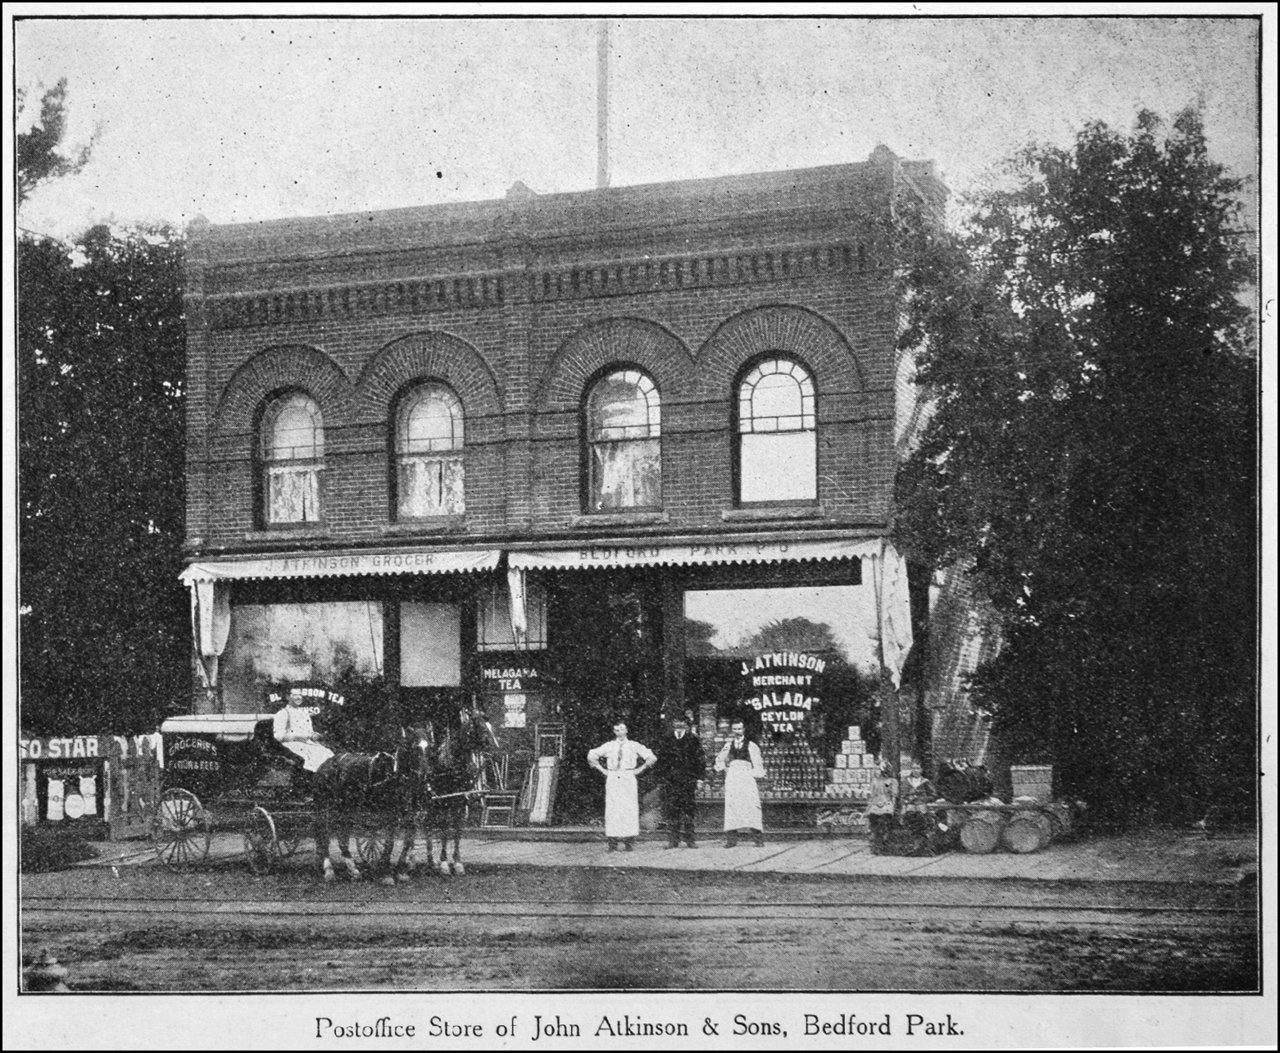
{"left": 151, "top": 788, "right": 210, "bottom": 869}
{"left": 273, "top": 813, "right": 307, "bottom": 860}
{"left": 243, "top": 806, "right": 281, "bottom": 875}
{"left": 278, "top": 828, "right": 305, "bottom": 859}
{"left": 355, "top": 818, "right": 397, "bottom": 874}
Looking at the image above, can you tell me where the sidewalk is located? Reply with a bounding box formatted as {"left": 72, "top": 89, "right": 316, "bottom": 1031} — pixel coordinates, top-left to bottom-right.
{"left": 82, "top": 827, "right": 1258, "bottom": 887}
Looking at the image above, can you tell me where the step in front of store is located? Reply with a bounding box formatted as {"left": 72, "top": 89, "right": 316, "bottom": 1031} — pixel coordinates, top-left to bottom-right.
{"left": 470, "top": 798, "right": 869, "bottom": 840}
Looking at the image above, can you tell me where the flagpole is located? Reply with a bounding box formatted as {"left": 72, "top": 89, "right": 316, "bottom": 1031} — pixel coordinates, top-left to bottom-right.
{"left": 597, "top": 20, "right": 610, "bottom": 189}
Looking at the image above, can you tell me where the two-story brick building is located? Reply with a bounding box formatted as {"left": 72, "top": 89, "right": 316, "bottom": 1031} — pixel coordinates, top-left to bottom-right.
{"left": 180, "top": 146, "right": 941, "bottom": 819}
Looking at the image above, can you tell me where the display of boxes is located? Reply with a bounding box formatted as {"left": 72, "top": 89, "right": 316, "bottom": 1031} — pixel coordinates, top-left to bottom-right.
{"left": 826, "top": 724, "right": 874, "bottom": 799}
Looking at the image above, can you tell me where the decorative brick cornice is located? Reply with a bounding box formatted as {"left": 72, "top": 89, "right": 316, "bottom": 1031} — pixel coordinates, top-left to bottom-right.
{"left": 525, "top": 240, "right": 867, "bottom": 305}
{"left": 206, "top": 271, "right": 506, "bottom": 329}
{"left": 201, "top": 240, "right": 870, "bottom": 330}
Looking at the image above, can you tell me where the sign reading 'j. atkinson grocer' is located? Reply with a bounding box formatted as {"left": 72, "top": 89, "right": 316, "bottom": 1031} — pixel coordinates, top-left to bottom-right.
{"left": 741, "top": 652, "right": 826, "bottom": 733}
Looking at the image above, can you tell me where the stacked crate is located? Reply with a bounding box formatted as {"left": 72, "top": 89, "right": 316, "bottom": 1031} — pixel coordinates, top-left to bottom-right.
{"left": 826, "top": 725, "right": 877, "bottom": 799}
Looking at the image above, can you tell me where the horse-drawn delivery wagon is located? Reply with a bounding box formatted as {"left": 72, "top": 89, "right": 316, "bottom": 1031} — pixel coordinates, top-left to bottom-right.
{"left": 153, "top": 714, "right": 324, "bottom": 873}
{"left": 151, "top": 707, "right": 496, "bottom": 879}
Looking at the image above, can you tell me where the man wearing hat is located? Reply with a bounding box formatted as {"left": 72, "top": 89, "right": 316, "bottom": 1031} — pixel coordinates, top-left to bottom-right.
{"left": 657, "top": 714, "right": 706, "bottom": 848}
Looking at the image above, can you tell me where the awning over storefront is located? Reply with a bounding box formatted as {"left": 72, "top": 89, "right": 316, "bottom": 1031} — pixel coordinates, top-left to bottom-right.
{"left": 179, "top": 548, "right": 502, "bottom": 583}
{"left": 180, "top": 549, "right": 501, "bottom": 689}
{"left": 507, "top": 536, "right": 881, "bottom": 572}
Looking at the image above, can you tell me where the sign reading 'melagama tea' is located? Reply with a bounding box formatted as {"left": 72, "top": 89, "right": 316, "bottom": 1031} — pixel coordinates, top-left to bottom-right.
{"left": 741, "top": 651, "right": 825, "bottom": 733}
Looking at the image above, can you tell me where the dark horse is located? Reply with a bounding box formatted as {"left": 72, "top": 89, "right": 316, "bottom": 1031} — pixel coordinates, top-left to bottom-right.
{"left": 311, "top": 727, "right": 431, "bottom": 884}
{"left": 419, "top": 706, "right": 498, "bottom": 876}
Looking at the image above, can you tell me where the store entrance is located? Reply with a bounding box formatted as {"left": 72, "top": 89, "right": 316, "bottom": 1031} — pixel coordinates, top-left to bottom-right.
{"left": 546, "top": 569, "right": 665, "bottom": 822}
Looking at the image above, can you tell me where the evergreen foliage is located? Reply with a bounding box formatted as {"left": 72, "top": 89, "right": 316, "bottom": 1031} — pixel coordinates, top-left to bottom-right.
{"left": 894, "top": 109, "right": 1257, "bottom": 824}
{"left": 19, "top": 82, "right": 188, "bottom": 734}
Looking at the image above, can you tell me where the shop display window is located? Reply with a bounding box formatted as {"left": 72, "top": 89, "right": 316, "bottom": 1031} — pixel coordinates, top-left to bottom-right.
{"left": 736, "top": 357, "right": 817, "bottom": 504}
{"left": 400, "top": 602, "right": 462, "bottom": 686}
{"left": 585, "top": 368, "right": 661, "bottom": 511}
{"left": 260, "top": 391, "right": 325, "bottom": 525}
{"left": 220, "top": 601, "right": 384, "bottom": 712}
{"left": 476, "top": 579, "right": 548, "bottom": 650}
{"left": 685, "top": 583, "right": 881, "bottom": 797}
{"left": 685, "top": 584, "right": 873, "bottom": 734}
{"left": 395, "top": 383, "right": 465, "bottom": 518}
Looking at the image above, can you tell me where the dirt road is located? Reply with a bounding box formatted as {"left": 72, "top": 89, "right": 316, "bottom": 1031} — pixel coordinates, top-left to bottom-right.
{"left": 20, "top": 862, "right": 1256, "bottom": 992}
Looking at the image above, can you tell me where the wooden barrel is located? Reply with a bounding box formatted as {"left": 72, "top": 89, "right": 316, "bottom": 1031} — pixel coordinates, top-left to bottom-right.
{"left": 1002, "top": 813, "right": 1052, "bottom": 854}
{"left": 959, "top": 811, "right": 1004, "bottom": 854}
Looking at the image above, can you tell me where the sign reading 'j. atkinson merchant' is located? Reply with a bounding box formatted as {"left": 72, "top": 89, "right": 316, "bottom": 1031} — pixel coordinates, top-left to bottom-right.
{"left": 742, "top": 652, "right": 826, "bottom": 733}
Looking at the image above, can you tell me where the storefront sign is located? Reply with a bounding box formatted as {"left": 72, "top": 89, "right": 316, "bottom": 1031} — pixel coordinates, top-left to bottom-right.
{"left": 742, "top": 652, "right": 824, "bottom": 733}
{"left": 182, "top": 548, "right": 501, "bottom": 582}
{"left": 479, "top": 656, "right": 544, "bottom": 693}
{"left": 19, "top": 735, "right": 102, "bottom": 760}
{"left": 502, "top": 694, "right": 528, "bottom": 729}
{"left": 265, "top": 684, "right": 347, "bottom": 713}
{"left": 167, "top": 736, "right": 222, "bottom": 776}
{"left": 18, "top": 738, "right": 107, "bottom": 826}
{"left": 509, "top": 537, "right": 878, "bottom": 572}
{"left": 816, "top": 805, "right": 867, "bottom": 829}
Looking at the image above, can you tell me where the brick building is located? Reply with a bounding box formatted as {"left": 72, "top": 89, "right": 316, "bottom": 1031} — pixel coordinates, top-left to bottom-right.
{"left": 180, "top": 147, "right": 943, "bottom": 817}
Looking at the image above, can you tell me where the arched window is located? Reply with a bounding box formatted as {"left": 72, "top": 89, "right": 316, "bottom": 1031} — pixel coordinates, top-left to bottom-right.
{"left": 260, "top": 391, "right": 324, "bottom": 525}
{"left": 395, "top": 383, "right": 465, "bottom": 519}
{"left": 736, "top": 357, "right": 816, "bottom": 504}
{"left": 585, "top": 368, "right": 661, "bottom": 511}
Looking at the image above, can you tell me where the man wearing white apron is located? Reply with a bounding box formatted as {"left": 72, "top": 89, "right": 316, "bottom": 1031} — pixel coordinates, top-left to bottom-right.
{"left": 273, "top": 694, "right": 335, "bottom": 773}
{"left": 715, "top": 720, "right": 765, "bottom": 847}
{"left": 587, "top": 722, "right": 657, "bottom": 851}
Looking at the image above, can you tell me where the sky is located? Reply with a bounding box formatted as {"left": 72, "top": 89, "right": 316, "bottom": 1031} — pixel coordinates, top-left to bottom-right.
{"left": 12, "top": 14, "right": 1262, "bottom": 238}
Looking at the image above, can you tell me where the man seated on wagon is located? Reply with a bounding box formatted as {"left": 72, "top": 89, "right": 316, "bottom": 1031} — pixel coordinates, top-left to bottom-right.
{"left": 272, "top": 691, "right": 335, "bottom": 774}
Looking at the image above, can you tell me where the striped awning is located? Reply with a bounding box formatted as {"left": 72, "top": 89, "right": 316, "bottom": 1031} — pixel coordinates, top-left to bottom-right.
{"left": 507, "top": 537, "right": 880, "bottom": 572}
{"left": 179, "top": 547, "right": 501, "bottom": 584}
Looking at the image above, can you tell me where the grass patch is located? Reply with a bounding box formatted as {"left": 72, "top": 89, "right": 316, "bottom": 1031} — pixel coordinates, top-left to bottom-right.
{"left": 21, "top": 827, "right": 99, "bottom": 873}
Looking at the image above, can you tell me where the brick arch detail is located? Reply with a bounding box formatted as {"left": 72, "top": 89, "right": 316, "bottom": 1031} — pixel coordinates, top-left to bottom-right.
{"left": 213, "top": 344, "right": 354, "bottom": 436}
{"left": 356, "top": 331, "right": 503, "bottom": 420}
{"left": 696, "top": 304, "right": 866, "bottom": 392}
{"left": 535, "top": 317, "right": 695, "bottom": 411}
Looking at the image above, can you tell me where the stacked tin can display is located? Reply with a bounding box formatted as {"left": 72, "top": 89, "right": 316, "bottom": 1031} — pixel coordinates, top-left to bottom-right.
{"left": 825, "top": 725, "right": 877, "bottom": 799}
{"left": 759, "top": 738, "right": 827, "bottom": 797}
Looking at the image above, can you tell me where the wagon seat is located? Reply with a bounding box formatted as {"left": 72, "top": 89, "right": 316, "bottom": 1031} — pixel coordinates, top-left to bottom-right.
{"left": 253, "top": 718, "right": 308, "bottom": 789}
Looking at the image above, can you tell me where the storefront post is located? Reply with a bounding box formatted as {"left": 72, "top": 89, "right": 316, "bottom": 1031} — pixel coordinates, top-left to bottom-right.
{"left": 661, "top": 577, "right": 686, "bottom": 720}
{"left": 879, "top": 670, "right": 901, "bottom": 779}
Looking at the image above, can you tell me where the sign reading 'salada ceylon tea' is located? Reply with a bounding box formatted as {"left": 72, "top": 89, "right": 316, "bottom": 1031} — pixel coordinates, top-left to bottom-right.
{"left": 741, "top": 652, "right": 825, "bottom": 733}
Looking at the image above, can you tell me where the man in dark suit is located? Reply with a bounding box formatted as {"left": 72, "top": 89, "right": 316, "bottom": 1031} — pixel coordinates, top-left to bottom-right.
{"left": 658, "top": 714, "right": 706, "bottom": 848}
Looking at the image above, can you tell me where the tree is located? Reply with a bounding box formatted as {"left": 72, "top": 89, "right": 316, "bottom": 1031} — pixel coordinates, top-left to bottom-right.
{"left": 17, "top": 78, "right": 95, "bottom": 206}
{"left": 19, "top": 223, "right": 188, "bottom": 734}
{"left": 893, "top": 109, "right": 1256, "bottom": 824}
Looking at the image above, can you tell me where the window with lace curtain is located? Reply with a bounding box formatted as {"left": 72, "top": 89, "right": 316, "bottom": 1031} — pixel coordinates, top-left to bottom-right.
{"left": 736, "top": 357, "right": 817, "bottom": 504}
{"left": 260, "top": 391, "right": 324, "bottom": 525}
{"left": 395, "top": 383, "right": 464, "bottom": 519}
{"left": 585, "top": 368, "right": 661, "bottom": 512}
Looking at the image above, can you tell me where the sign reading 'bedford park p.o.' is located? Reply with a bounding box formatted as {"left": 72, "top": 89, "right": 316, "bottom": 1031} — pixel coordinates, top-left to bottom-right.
{"left": 741, "top": 651, "right": 826, "bottom": 733}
